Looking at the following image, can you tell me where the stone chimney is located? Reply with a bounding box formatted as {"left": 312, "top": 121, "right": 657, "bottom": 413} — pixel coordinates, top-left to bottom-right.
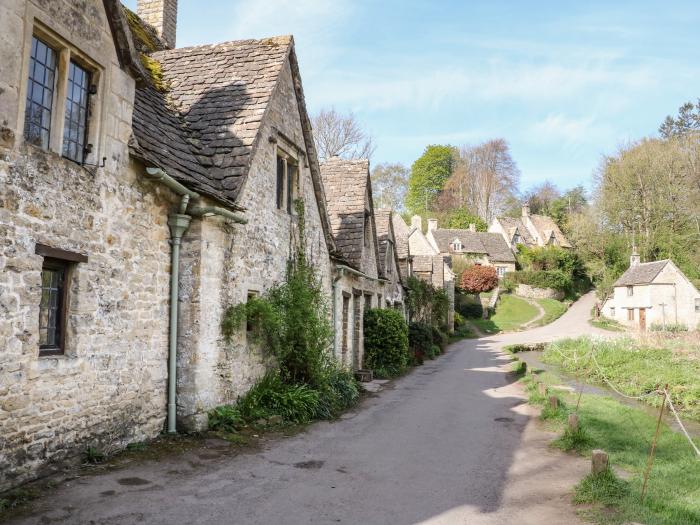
{"left": 411, "top": 215, "right": 422, "bottom": 231}
{"left": 468, "top": 223, "right": 476, "bottom": 232}
{"left": 630, "top": 246, "right": 640, "bottom": 267}
{"left": 427, "top": 219, "right": 438, "bottom": 232}
{"left": 522, "top": 203, "right": 530, "bottom": 218}
{"left": 137, "top": 0, "right": 178, "bottom": 49}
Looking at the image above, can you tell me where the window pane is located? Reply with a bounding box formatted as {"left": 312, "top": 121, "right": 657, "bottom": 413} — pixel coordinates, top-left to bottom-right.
{"left": 62, "top": 60, "right": 91, "bottom": 163}
{"left": 38, "top": 264, "right": 66, "bottom": 352}
{"left": 24, "top": 37, "right": 56, "bottom": 149}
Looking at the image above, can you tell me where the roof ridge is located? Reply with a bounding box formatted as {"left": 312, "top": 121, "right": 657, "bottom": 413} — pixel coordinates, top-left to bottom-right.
{"left": 152, "top": 35, "right": 293, "bottom": 55}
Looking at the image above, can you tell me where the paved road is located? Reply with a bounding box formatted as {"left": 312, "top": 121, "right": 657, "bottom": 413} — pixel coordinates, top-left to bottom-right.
{"left": 9, "top": 297, "right": 600, "bottom": 525}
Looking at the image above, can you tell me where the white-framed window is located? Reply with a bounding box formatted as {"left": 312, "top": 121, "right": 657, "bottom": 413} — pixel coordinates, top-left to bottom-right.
{"left": 451, "top": 238, "right": 462, "bottom": 252}
{"left": 695, "top": 298, "right": 700, "bottom": 313}
{"left": 22, "top": 29, "right": 100, "bottom": 165}
{"left": 496, "top": 266, "right": 506, "bottom": 278}
{"left": 610, "top": 307, "right": 615, "bottom": 317}
{"left": 627, "top": 286, "right": 634, "bottom": 297}
{"left": 276, "top": 150, "right": 299, "bottom": 214}
{"left": 627, "top": 308, "right": 635, "bottom": 321}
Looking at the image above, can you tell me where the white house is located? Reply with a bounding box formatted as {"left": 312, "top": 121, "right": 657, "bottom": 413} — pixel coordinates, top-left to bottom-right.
{"left": 602, "top": 250, "right": 700, "bottom": 330}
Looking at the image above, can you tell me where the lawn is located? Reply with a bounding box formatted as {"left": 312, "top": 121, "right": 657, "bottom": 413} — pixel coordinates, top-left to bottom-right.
{"left": 542, "top": 336, "right": 700, "bottom": 421}
{"left": 532, "top": 298, "right": 567, "bottom": 327}
{"left": 520, "top": 372, "right": 700, "bottom": 525}
{"left": 471, "top": 294, "right": 539, "bottom": 334}
{"left": 589, "top": 316, "right": 625, "bottom": 332}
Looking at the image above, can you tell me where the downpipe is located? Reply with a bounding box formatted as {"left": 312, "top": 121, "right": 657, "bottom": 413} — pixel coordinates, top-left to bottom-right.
{"left": 144, "top": 167, "right": 246, "bottom": 434}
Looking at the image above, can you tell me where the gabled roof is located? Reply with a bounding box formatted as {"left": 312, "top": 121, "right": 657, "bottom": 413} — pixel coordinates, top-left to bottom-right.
{"left": 527, "top": 214, "right": 571, "bottom": 248}
{"left": 130, "top": 36, "right": 292, "bottom": 206}
{"left": 375, "top": 209, "right": 403, "bottom": 282}
{"left": 391, "top": 213, "right": 411, "bottom": 261}
{"left": 494, "top": 216, "right": 535, "bottom": 246}
{"left": 321, "top": 158, "right": 380, "bottom": 274}
{"left": 430, "top": 229, "right": 516, "bottom": 263}
{"left": 614, "top": 260, "right": 669, "bottom": 286}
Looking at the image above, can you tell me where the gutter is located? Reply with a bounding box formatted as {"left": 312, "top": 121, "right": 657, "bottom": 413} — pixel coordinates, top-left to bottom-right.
{"left": 143, "top": 167, "right": 246, "bottom": 434}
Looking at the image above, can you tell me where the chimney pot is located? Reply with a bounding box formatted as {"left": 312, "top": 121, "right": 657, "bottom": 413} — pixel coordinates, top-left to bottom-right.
{"left": 411, "top": 215, "right": 423, "bottom": 231}
{"left": 427, "top": 219, "right": 438, "bottom": 232}
{"left": 137, "top": 0, "right": 178, "bottom": 49}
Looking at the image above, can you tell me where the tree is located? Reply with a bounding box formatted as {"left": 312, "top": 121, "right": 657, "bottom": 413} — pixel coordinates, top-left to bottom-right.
{"left": 522, "top": 180, "right": 561, "bottom": 215}
{"left": 459, "top": 265, "right": 498, "bottom": 294}
{"left": 549, "top": 185, "right": 587, "bottom": 230}
{"left": 311, "top": 107, "right": 375, "bottom": 161}
{"left": 443, "top": 208, "right": 487, "bottom": 231}
{"left": 371, "top": 162, "right": 409, "bottom": 211}
{"left": 659, "top": 99, "right": 700, "bottom": 138}
{"left": 439, "top": 139, "right": 520, "bottom": 222}
{"left": 406, "top": 145, "right": 455, "bottom": 214}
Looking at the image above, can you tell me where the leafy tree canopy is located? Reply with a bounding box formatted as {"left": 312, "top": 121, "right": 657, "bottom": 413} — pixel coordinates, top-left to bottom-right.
{"left": 406, "top": 145, "right": 456, "bottom": 214}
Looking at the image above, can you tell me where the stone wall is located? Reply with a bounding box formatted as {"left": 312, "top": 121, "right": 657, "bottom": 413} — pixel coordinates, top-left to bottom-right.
{"left": 174, "top": 59, "right": 333, "bottom": 430}
{"left": 515, "top": 284, "right": 564, "bottom": 300}
{"left": 0, "top": 0, "right": 173, "bottom": 491}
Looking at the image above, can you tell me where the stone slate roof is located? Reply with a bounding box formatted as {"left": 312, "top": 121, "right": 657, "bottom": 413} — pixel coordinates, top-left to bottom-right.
{"left": 614, "top": 260, "right": 669, "bottom": 286}
{"left": 391, "top": 213, "right": 411, "bottom": 260}
{"left": 528, "top": 214, "right": 571, "bottom": 248}
{"left": 494, "top": 216, "right": 535, "bottom": 246}
{"left": 320, "top": 158, "right": 380, "bottom": 274}
{"left": 431, "top": 229, "right": 516, "bottom": 263}
{"left": 130, "top": 36, "right": 291, "bottom": 207}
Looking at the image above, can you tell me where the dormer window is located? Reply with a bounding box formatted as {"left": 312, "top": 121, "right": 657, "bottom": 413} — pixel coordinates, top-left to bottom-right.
{"left": 513, "top": 232, "right": 521, "bottom": 245}
{"left": 450, "top": 238, "right": 462, "bottom": 252}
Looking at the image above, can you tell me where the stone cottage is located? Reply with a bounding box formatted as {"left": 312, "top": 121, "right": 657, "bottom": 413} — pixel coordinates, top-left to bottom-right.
{"left": 375, "top": 209, "right": 405, "bottom": 313}
{"left": 489, "top": 204, "right": 571, "bottom": 252}
{"left": 425, "top": 219, "right": 516, "bottom": 279}
{"left": 402, "top": 215, "right": 455, "bottom": 330}
{"left": 391, "top": 212, "right": 413, "bottom": 283}
{"left": 602, "top": 251, "right": 700, "bottom": 330}
{"left": 0, "top": 0, "right": 335, "bottom": 489}
{"left": 320, "top": 158, "right": 386, "bottom": 370}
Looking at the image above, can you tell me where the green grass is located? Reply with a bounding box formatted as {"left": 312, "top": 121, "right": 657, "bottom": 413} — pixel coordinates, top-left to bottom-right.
{"left": 520, "top": 371, "right": 700, "bottom": 524}
{"left": 542, "top": 337, "right": 700, "bottom": 421}
{"left": 532, "top": 298, "right": 568, "bottom": 326}
{"left": 589, "top": 316, "right": 625, "bottom": 332}
{"left": 471, "top": 294, "right": 539, "bottom": 334}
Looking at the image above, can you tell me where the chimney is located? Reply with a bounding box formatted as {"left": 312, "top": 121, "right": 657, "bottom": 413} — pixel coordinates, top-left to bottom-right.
{"left": 630, "top": 246, "right": 640, "bottom": 267}
{"left": 411, "top": 215, "right": 422, "bottom": 231}
{"left": 137, "top": 0, "right": 178, "bottom": 49}
{"left": 522, "top": 203, "right": 530, "bottom": 218}
{"left": 468, "top": 223, "right": 476, "bottom": 232}
{"left": 427, "top": 219, "right": 438, "bottom": 232}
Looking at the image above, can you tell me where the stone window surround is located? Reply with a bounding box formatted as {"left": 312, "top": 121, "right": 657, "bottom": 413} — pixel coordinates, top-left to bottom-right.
{"left": 34, "top": 243, "right": 88, "bottom": 358}
{"left": 275, "top": 146, "right": 300, "bottom": 216}
{"left": 17, "top": 17, "right": 104, "bottom": 166}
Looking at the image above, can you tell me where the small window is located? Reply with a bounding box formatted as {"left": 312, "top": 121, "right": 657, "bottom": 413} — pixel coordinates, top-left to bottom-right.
{"left": 62, "top": 61, "right": 91, "bottom": 163}
{"left": 627, "top": 286, "right": 634, "bottom": 297}
{"left": 496, "top": 266, "right": 506, "bottom": 277}
{"left": 24, "top": 36, "right": 57, "bottom": 150}
{"left": 513, "top": 233, "right": 521, "bottom": 245}
{"left": 695, "top": 298, "right": 700, "bottom": 313}
{"left": 276, "top": 156, "right": 285, "bottom": 209}
{"left": 286, "top": 161, "right": 298, "bottom": 214}
{"left": 39, "top": 259, "right": 68, "bottom": 355}
{"left": 627, "top": 308, "right": 635, "bottom": 321}
{"left": 610, "top": 307, "right": 615, "bottom": 317}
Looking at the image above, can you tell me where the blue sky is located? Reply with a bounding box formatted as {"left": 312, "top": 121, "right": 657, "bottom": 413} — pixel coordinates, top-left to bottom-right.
{"left": 124, "top": 0, "right": 700, "bottom": 192}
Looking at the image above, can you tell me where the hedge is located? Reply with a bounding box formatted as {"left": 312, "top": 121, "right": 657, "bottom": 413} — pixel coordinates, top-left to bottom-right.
{"left": 408, "top": 322, "right": 433, "bottom": 365}
{"left": 507, "top": 270, "right": 572, "bottom": 292}
{"left": 363, "top": 308, "right": 409, "bottom": 378}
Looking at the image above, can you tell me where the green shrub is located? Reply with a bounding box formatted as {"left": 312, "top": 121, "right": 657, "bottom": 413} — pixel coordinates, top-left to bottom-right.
{"left": 650, "top": 322, "right": 688, "bottom": 332}
{"left": 314, "top": 367, "right": 360, "bottom": 418}
{"left": 236, "top": 372, "right": 320, "bottom": 424}
{"left": 510, "top": 270, "right": 572, "bottom": 292}
{"left": 208, "top": 405, "right": 244, "bottom": 432}
{"left": 363, "top": 308, "right": 410, "bottom": 378}
{"left": 408, "top": 322, "right": 432, "bottom": 365}
{"left": 425, "top": 344, "right": 441, "bottom": 359}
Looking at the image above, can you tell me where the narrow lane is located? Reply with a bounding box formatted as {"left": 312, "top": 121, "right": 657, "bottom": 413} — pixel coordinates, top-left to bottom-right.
{"left": 9, "top": 300, "right": 598, "bottom": 525}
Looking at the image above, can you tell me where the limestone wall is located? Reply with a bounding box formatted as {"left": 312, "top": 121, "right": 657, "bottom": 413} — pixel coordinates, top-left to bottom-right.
{"left": 0, "top": 0, "right": 173, "bottom": 490}
{"left": 515, "top": 284, "right": 564, "bottom": 300}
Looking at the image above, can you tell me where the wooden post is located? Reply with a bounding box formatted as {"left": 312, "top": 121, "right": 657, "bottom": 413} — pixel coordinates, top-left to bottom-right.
{"left": 568, "top": 413, "right": 579, "bottom": 432}
{"left": 591, "top": 449, "right": 608, "bottom": 474}
{"left": 641, "top": 385, "right": 667, "bottom": 502}
{"left": 549, "top": 395, "right": 558, "bottom": 410}
{"left": 538, "top": 383, "right": 546, "bottom": 396}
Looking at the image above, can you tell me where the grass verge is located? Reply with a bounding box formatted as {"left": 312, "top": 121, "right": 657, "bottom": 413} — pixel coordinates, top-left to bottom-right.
{"left": 532, "top": 298, "right": 568, "bottom": 326}
{"left": 542, "top": 336, "right": 700, "bottom": 421}
{"left": 471, "top": 294, "right": 539, "bottom": 334}
{"left": 519, "top": 369, "right": 700, "bottom": 525}
{"left": 589, "top": 316, "right": 625, "bottom": 332}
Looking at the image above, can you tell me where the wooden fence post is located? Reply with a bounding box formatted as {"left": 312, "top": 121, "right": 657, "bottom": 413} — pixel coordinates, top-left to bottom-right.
{"left": 641, "top": 385, "right": 667, "bottom": 502}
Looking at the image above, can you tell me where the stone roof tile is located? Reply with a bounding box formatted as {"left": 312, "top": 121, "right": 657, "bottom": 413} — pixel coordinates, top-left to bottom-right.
{"left": 614, "top": 260, "right": 668, "bottom": 286}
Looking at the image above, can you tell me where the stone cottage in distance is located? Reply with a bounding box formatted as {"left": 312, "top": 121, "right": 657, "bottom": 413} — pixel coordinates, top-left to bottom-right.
{"left": 489, "top": 204, "right": 571, "bottom": 252}
{"left": 0, "top": 0, "right": 336, "bottom": 490}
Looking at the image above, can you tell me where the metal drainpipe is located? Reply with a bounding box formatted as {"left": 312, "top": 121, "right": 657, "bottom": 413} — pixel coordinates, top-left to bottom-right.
{"left": 144, "top": 167, "right": 246, "bottom": 434}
